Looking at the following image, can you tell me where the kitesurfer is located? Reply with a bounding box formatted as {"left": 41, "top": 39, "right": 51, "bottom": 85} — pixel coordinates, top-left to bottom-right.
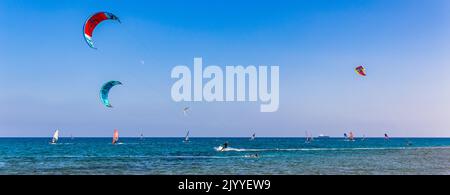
{"left": 221, "top": 141, "right": 229, "bottom": 151}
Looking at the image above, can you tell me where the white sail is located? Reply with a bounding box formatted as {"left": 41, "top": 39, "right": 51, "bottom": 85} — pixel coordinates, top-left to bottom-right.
{"left": 184, "top": 131, "right": 189, "bottom": 141}
{"left": 250, "top": 133, "right": 256, "bottom": 140}
{"left": 52, "top": 130, "right": 59, "bottom": 143}
{"left": 305, "top": 131, "right": 311, "bottom": 143}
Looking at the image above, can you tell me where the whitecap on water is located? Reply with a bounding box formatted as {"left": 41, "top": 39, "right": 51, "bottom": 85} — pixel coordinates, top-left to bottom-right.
{"left": 213, "top": 146, "right": 450, "bottom": 152}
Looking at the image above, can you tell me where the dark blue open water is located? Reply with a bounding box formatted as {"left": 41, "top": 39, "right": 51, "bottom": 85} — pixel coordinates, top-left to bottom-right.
{"left": 0, "top": 138, "right": 449, "bottom": 175}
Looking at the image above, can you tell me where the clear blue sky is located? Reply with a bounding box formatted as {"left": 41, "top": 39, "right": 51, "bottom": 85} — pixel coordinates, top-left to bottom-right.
{"left": 1, "top": 0, "right": 450, "bottom": 137}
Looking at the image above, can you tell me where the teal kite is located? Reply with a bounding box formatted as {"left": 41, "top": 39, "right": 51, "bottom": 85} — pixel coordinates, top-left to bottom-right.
{"left": 100, "top": 81, "right": 122, "bottom": 108}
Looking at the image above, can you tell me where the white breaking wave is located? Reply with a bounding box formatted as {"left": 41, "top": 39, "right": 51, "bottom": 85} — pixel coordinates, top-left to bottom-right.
{"left": 215, "top": 147, "right": 277, "bottom": 152}
{"left": 1, "top": 155, "right": 260, "bottom": 159}
{"left": 214, "top": 146, "right": 450, "bottom": 152}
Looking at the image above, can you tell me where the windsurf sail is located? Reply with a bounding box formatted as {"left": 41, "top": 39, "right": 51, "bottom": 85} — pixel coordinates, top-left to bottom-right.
{"left": 384, "top": 133, "right": 389, "bottom": 140}
{"left": 184, "top": 131, "right": 190, "bottom": 142}
{"left": 250, "top": 133, "right": 256, "bottom": 140}
{"left": 305, "top": 131, "right": 312, "bottom": 143}
{"left": 348, "top": 131, "right": 354, "bottom": 141}
{"left": 112, "top": 129, "right": 119, "bottom": 144}
{"left": 51, "top": 130, "right": 59, "bottom": 143}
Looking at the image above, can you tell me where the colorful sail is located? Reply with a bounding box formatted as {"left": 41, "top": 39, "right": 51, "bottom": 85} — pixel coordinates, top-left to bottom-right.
{"left": 83, "top": 12, "right": 121, "bottom": 49}
{"left": 355, "top": 66, "right": 367, "bottom": 76}
{"left": 112, "top": 129, "right": 119, "bottom": 144}
{"left": 348, "top": 131, "right": 354, "bottom": 140}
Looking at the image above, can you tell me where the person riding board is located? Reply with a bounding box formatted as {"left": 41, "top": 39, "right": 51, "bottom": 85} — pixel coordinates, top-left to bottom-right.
{"left": 221, "top": 141, "right": 229, "bottom": 151}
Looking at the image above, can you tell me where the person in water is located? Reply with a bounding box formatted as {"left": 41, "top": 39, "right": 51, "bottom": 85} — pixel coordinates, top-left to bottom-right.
{"left": 245, "top": 153, "right": 259, "bottom": 158}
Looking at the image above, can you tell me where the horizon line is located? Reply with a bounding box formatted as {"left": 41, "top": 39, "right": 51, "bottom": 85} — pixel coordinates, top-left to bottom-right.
{"left": 1, "top": 136, "right": 449, "bottom": 138}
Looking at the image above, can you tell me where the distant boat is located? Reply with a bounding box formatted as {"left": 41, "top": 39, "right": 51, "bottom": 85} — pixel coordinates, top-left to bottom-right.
{"left": 183, "top": 131, "right": 190, "bottom": 143}
{"left": 50, "top": 130, "right": 59, "bottom": 144}
{"left": 140, "top": 132, "right": 144, "bottom": 140}
{"left": 112, "top": 129, "right": 119, "bottom": 144}
{"left": 250, "top": 133, "right": 256, "bottom": 141}
{"left": 317, "top": 134, "right": 330, "bottom": 138}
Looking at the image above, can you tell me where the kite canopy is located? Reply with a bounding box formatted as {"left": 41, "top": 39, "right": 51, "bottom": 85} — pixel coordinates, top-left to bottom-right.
{"left": 100, "top": 81, "right": 122, "bottom": 108}
{"left": 355, "top": 66, "right": 366, "bottom": 76}
{"left": 83, "top": 12, "right": 121, "bottom": 49}
{"left": 183, "top": 107, "right": 190, "bottom": 115}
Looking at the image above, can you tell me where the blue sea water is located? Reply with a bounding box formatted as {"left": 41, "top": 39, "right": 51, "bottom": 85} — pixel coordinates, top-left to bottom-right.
{"left": 0, "top": 137, "right": 449, "bottom": 175}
